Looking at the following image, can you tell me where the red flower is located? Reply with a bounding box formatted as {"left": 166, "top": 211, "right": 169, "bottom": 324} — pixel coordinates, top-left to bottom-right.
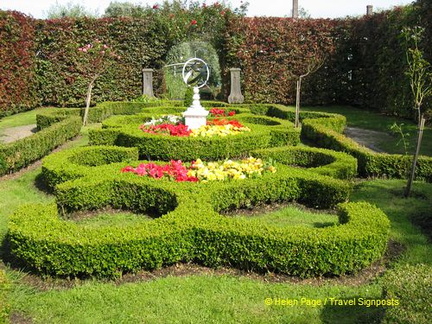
{"left": 190, "top": 20, "right": 198, "bottom": 26}
{"left": 121, "top": 161, "right": 198, "bottom": 182}
{"left": 140, "top": 123, "right": 191, "bottom": 137}
{"left": 209, "top": 108, "right": 236, "bottom": 117}
{"left": 152, "top": 4, "right": 159, "bottom": 9}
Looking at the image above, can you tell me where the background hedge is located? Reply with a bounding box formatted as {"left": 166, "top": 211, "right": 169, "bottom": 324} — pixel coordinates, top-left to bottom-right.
{"left": 1, "top": 1, "right": 431, "bottom": 120}
{"left": 0, "top": 11, "right": 39, "bottom": 117}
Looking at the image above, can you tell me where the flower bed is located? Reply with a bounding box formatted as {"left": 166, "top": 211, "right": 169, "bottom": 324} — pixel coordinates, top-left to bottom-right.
{"left": 121, "top": 157, "right": 276, "bottom": 182}
{"left": 89, "top": 109, "right": 300, "bottom": 161}
{"left": 139, "top": 115, "right": 251, "bottom": 138}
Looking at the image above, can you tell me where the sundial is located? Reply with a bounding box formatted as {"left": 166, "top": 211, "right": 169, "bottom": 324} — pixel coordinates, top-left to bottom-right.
{"left": 181, "top": 58, "right": 210, "bottom": 130}
{"left": 182, "top": 58, "right": 210, "bottom": 89}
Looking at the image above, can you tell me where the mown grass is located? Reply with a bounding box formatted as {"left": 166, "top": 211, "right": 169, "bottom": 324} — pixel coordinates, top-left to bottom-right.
{"left": 230, "top": 206, "right": 338, "bottom": 229}
{"left": 302, "top": 105, "right": 432, "bottom": 156}
{"left": 9, "top": 275, "right": 383, "bottom": 324}
{"left": 0, "top": 107, "right": 431, "bottom": 323}
{"left": 0, "top": 108, "right": 52, "bottom": 132}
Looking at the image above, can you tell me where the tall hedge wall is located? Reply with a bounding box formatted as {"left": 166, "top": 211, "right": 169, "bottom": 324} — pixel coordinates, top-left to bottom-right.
{"left": 35, "top": 17, "right": 169, "bottom": 106}
{"left": 222, "top": 17, "right": 346, "bottom": 105}
{"left": 1, "top": 1, "right": 431, "bottom": 120}
{"left": 0, "top": 11, "right": 39, "bottom": 116}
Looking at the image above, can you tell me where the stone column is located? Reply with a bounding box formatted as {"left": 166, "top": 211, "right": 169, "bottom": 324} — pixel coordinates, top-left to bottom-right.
{"left": 292, "top": 0, "right": 299, "bottom": 19}
{"left": 142, "top": 68, "right": 154, "bottom": 97}
{"left": 366, "top": 5, "right": 373, "bottom": 16}
{"left": 228, "top": 68, "right": 244, "bottom": 104}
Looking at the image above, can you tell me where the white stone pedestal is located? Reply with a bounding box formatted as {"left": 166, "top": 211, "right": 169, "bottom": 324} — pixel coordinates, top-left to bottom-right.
{"left": 183, "top": 87, "right": 209, "bottom": 130}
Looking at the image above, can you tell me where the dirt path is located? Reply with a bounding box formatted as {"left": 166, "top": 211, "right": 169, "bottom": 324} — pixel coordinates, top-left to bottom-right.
{"left": 0, "top": 124, "right": 37, "bottom": 144}
{"left": 343, "top": 127, "right": 393, "bottom": 152}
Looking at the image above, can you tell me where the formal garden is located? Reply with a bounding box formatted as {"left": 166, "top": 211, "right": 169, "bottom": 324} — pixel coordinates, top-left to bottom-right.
{"left": 1, "top": 1, "right": 432, "bottom": 323}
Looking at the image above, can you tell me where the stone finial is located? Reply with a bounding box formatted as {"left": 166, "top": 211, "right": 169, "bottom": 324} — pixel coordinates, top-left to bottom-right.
{"left": 228, "top": 68, "right": 244, "bottom": 104}
{"left": 142, "top": 68, "right": 155, "bottom": 97}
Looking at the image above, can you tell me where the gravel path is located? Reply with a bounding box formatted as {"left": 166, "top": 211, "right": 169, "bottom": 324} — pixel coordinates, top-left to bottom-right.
{"left": 0, "top": 124, "right": 38, "bottom": 144}
{"left": 343, "top": 127, "right": 392, "bottom": 152}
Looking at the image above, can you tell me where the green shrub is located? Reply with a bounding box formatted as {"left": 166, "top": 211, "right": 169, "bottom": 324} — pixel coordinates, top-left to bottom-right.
{"left": 0, "top": 116, "right": 81, "bottom": 176}
{"left": 301, "top": 114, "right": 432, "bottom": 181}
{"left": 0, "top": 269, "right": 10, "bottom": 324}
{"left": 8, "top": 193, "right": 388, "bottom": 278}
{"left": 252, "top": 146, "right": 358, "bottom": 179}
{"left": 6, "top": 145, "right": 388, "bottom": 278}
{"left": 41, "top": 146, "right": 138, "bottom": 191}
{"left": 89, "top": 109, "right": 299, "bottom": 161}
{"left": 382, "top": 264, "right": 432, "bottom": 324}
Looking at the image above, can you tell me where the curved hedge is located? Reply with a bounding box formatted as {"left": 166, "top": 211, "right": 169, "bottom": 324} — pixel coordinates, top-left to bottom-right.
{"left": 89, "top": 110, "right": 300, "bottom": 161}
{"left": 251, "top": 146, "right": 358, "bottom": 179}
{"left": 7, "top": 145, "right": 390, "bottom": 277}
{"left": 257, "top": 103, "right": 432, "bottom": 181}
{"left": 301, "top": 114, "right": 432, "bottom": 181}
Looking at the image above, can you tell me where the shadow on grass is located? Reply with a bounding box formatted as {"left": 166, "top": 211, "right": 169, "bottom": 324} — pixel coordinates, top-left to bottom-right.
{"left": 320, "top": 296, "right": 385, "bottom": 324}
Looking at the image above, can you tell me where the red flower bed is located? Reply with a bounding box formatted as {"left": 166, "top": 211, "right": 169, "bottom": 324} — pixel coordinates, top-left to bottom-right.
{"left": 121, "top": 160, "right": 198, "bottom": 182}
{"left": 139, "top": 123, "right": 191, "bottom": 137}
{"left": 209, "top": 108, "right": 236, "bottom": 117}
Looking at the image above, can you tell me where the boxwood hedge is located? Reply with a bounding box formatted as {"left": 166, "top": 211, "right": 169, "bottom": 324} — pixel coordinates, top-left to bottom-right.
{"left": 252, "top": 146, "right": 358, "bottom": 179}
{"left": 89, "top": 111, "right": 300, "bottom": 161}
{"left": 0, "top": 116, "right": 81, "bottom": 176}
{"left": 292, "top": 110, "right": 432, "bottom": 181}
{"left": 253, "top": 103, "right": 431, "bottom": 182}
{"left": 7, "top": 146, "right": 390, "bottom": 277}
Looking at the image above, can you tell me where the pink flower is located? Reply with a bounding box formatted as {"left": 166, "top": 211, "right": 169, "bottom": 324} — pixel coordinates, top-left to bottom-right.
{"left": 153, "top": 4, "right": 159, "bottom": 9}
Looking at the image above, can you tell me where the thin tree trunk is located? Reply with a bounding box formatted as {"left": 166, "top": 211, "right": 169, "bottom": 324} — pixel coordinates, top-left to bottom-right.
{"left": 82, "top": 76, "right": 97, "bottom": 126}
{"left": 404, "top": 115, "right": 426, "bottom": 197}
{"left": 295, "top": 77, "right": 302, "bottom": 128}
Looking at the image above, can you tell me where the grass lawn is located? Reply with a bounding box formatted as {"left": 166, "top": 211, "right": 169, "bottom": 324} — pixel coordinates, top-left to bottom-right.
{"left": 0, "top": 108, "right": 50, "bottom": 132}
{"left": 302, "top": 105, "right": 432, "bottom": 156}
{"left": 228, "top": 205, "right": 338, "bottom": 229}
{"left": 1, "top": 106, "right": 431, "bottom": 323}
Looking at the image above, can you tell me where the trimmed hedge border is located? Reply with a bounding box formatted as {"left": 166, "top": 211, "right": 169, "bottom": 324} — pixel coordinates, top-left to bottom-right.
{"left": 251, "top": 146, "right": 358, "bottom": 180}
{"left": 261, "top": 104, "right": 432, "bottom": 181}
{"left": 6, "top": 145, "right": 391, "bottom": 278}
{"left": 0, "top": 116, "right": 81, "bottom": 176}
{"left": 89, "top": 110, "right": 300, "bottom": 161}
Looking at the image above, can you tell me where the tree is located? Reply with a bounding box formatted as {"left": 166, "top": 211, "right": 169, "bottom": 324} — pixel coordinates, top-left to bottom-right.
{"left": 294, "top": 56, "right": 323, "bottom": 128}
{"left": 45, "top": 1, "right": 98, "bottom": 19}
{"left": 401, "top": 26, "right": 431, "bottom": 197}
{"left": 77, "top": 40, "right": 119, "bottom": 125}
{"left": 402, "top": 26, "right": 432, "bottom": 126}
{"left": 103, "top": 1, "right": 146, "bottom": 18}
